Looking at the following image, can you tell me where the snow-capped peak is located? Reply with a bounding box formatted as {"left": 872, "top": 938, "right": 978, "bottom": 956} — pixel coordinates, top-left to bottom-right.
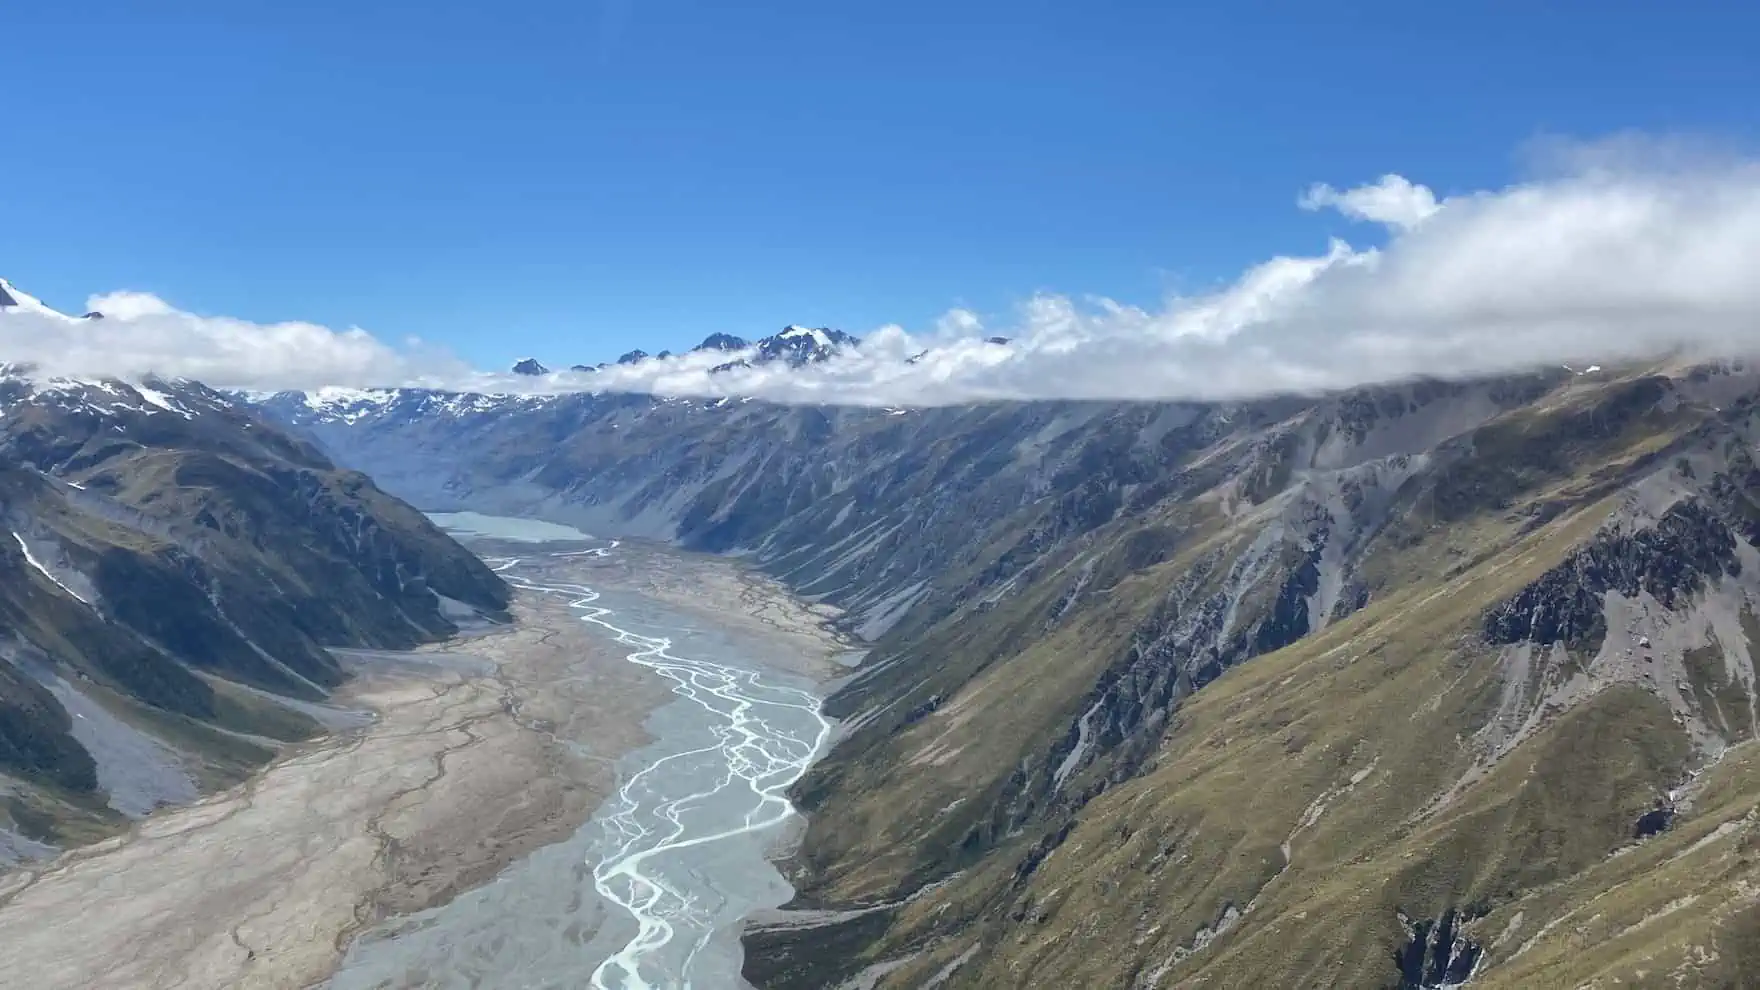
{"left": 0, "top": 370, "right": 229, "bottom": 423}
{"left": 750, "top": 325, "right": 857, "bottom": 368}
{"left": 779, "top": 325, "right": 834, "bottom": 349}
{"left": 0, "top": 278, "right": 79, "bottom": 321}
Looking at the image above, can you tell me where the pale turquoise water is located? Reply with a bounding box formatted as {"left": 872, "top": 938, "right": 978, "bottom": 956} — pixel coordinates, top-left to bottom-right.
{"left": 427, "top": 511, "right": 596, "bottom": 544}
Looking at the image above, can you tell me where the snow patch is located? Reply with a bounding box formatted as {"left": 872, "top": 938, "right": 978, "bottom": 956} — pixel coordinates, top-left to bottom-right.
{"left": 12, "top": 532, "right": 93, "bottom": 605}
{"left": 133, "top": 385, "right": 194, "bottom": 418}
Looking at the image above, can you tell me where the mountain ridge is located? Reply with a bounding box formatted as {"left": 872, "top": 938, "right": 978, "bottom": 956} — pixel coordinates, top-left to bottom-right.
{"left": 0, "top": 354, "right": 509, "bottom": 861}
{"left": 505, "top": 324, "right": 861, "bottom": 378}
{"left": 21, "top": 256, "right": 1756, "bottom": 986}
{"left": 250, "top": 357, "right": 1760, "bottom": 988}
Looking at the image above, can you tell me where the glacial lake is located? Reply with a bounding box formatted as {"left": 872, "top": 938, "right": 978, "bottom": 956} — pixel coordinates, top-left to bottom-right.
{"left": 425, "top": 511, "right": 598, "bottom": 544}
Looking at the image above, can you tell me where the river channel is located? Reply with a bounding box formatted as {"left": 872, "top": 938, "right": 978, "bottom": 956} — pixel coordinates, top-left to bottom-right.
{"left": 328, "top": 514, "right": 833, "bottom": 990}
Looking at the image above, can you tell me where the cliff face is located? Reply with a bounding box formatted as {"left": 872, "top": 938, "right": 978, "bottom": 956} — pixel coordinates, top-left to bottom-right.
{"left": 261, "top": 361, "right": 1760, "bottom": 988}
{"left": 0, "top": 374, "right": 506, "bottom": 858}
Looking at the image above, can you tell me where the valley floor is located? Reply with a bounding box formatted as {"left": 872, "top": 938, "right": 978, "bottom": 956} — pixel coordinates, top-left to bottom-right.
{"left": 0, "top": 580, "right": 667, "bottom": 990}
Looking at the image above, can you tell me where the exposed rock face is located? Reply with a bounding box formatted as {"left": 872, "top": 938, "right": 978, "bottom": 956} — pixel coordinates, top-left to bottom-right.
{"left": 1635, "top": 801, "right": 1676, "bottom": 838}
{"left": 1396, "top": 909, "right": 1483, "bottom": 989}
{"left": 1079, "top": 546, "right": 1307, "bottom": 782}
{"left": 754, "top": 326, "right": 858, "bottom": 367}
{"left": 1484, "top": 500, "right": 1740, "bottom": 650}
{"left": 695, "top": 332, "right": 749, "bottom": 352}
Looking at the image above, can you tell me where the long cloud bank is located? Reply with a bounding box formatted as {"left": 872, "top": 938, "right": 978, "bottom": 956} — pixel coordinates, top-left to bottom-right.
{"left": 6, "top": 141, "right": 1760, "bottom": 406}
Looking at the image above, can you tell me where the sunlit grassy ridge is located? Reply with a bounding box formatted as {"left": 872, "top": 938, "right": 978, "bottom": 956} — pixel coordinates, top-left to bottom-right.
{"left": 751, "top": 365, "right": 1760, "bottom": 989}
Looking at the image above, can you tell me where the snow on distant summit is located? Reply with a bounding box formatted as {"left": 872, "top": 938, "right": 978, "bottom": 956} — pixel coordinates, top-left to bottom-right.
{"left": 705, "top": 325, "right": 860, "bottom": 375}
{"left": 533, "top": 325, "right": 861, "bottom": 379}
{"left": 0, "top": 369, "right": 240, "bottom": 424}
{"left": 0, "top": 278, "right": 88, "bottom": 321}
{"left": 757, "top": 325, "right": 858, "bottom": 367}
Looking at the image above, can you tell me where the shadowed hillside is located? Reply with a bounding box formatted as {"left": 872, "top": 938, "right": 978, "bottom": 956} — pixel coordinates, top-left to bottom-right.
{"left": 0, "top": 374, "right": 507, "bottom": 858}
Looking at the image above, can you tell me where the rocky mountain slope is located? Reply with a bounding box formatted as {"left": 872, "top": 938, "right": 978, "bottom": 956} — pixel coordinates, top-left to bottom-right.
{"left": 0, "top": 370, "right": 508, "bottom": 862}
{"left": 257, "top": 358, "right": 1760, "bottom": 988}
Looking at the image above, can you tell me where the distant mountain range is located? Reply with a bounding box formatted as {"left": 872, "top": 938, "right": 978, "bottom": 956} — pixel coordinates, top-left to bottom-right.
{"left": 511, "top": 324, "right": 863, "bottom": 376}
{"left": 14, "top": 272, "right": 1760, "bottom": 988}
{"left": 253, "top": 353, "right": 1760, "bottom": 990}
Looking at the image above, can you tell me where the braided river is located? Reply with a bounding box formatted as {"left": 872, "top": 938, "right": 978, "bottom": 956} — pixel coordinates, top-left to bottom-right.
{"left": 329, "top": 517, "right": 832, "bottom": 990}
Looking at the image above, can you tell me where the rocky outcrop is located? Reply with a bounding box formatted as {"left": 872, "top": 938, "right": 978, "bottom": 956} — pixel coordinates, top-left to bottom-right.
{"left": 1396, "top": 909, "right": 1483, "bottom": 989}
{"left": 755, "top": 326, "right": 858, "bottom": 367}
{"left": 1635, "top": 799, "right": 1676, "bottom": 838}
{"left": 1483, "top": 500, "right": 1739, "bottom": 650}
{"left": 695, "top": 332, "right": 749, "bottom": 352}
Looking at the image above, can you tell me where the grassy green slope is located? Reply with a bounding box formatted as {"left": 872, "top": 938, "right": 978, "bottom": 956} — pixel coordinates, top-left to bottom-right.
{"left": 754, "top": 366, "right": 1760, "bottom": 989}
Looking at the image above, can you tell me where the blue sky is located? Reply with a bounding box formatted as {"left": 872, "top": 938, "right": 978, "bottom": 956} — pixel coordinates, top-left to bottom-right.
{"left": 4, "top": 1, "right": 1759, "bottom": 370}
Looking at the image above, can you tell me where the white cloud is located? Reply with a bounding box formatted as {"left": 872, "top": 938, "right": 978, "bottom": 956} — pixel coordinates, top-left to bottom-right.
{"left": 1298, "top": 173, "right": 1441, "bottom": 230}
{"left": 6, "top": 137, "right": 1760, "bottom": 406}
{"left": 935, "top": 307, "right": 984, "bottom": 337}
{"left": 0, "top": 285, "right": 472, "bottom": 390}
{"left": 84, "top": 291, "right": 175, "bottom": 319}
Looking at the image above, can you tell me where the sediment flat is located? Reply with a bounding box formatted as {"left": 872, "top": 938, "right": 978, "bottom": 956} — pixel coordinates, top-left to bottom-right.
{"left": 0, "top": 534, "right": 848, "bottom": 990}
{"left": 0, "top": 573, "right": 669, "bottom": 990}
{"left": 587, "top": 540, "right": 849, "bottom": 679}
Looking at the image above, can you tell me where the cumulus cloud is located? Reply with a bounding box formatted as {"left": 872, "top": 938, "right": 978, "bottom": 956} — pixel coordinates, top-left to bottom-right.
{"left": 6, "top": 136, "right": 1760, "bottom": 406}
{"left": 0, "top": 284, "right": 472, "bottom": 391}
{"left": 565, "top": 147, "right": 1760, "bottom": 406}
{"left": 934, "top": 308, "right": 984, "bottom": 337}
{"left": 84, "top": 291, "right": 176, "bottom": 320}
{"left": 1297, "top": 173, "right": 1440, "bottom": 230}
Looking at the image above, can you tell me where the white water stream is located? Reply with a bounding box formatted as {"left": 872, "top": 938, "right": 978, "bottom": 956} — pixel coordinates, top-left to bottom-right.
{"left": 329, "top": 527, "right": 831, "bottom": 989}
